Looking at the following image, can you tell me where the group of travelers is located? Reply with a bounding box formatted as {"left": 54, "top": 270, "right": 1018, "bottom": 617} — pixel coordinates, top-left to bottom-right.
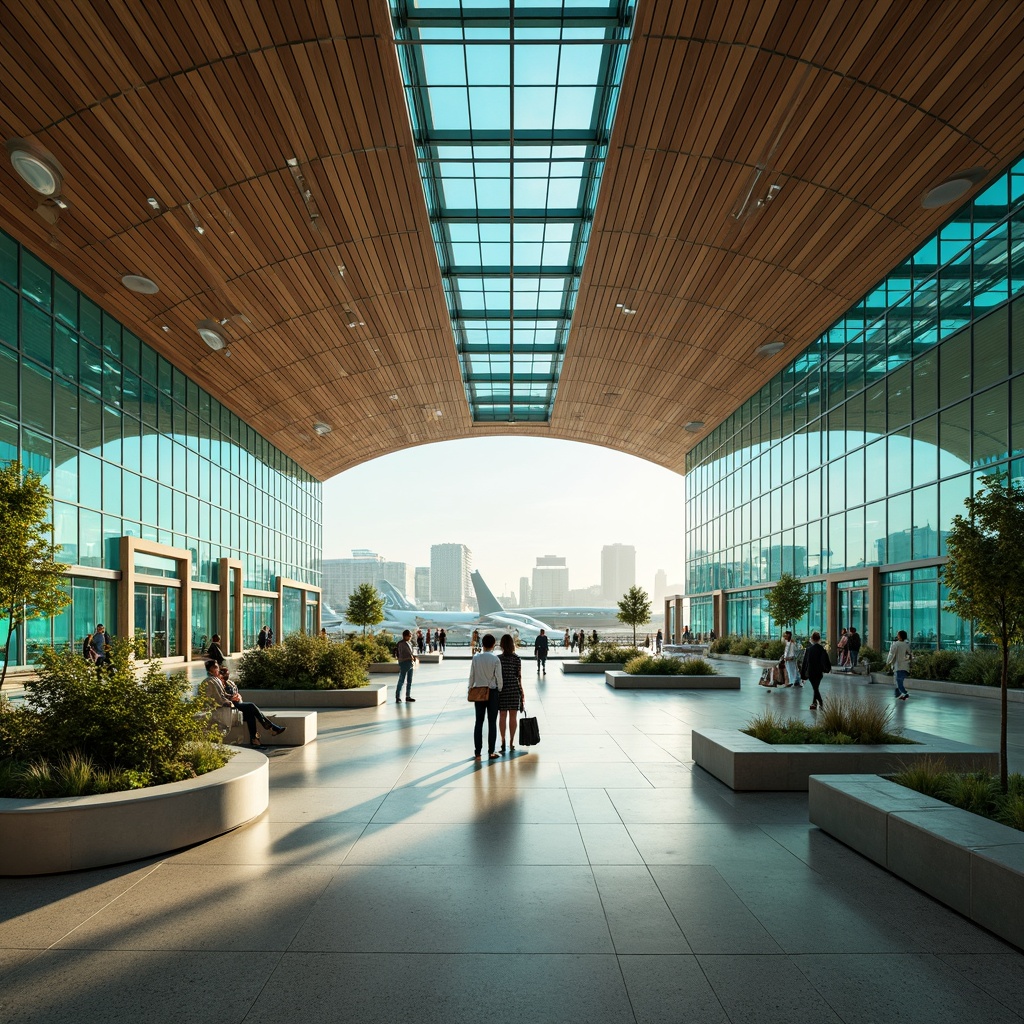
{"left": 415, "top": 628, "right": 446, "bottom": 654}
{"left": 467, "top": 633, "right": 526, "bottom": 760}
{"left": 566, "top": 629, "right": 599, "bottom": 652}
{"left": 835, "top": 627, "right": 862, "bottom": 671}
{"left": 256, "top": 625, "right": 275, "bottom": 649}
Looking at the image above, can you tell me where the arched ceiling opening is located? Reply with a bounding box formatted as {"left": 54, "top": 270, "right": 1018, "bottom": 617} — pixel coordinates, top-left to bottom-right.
{"left": 1, "top": 1, "right": 1023, "bottom": 480}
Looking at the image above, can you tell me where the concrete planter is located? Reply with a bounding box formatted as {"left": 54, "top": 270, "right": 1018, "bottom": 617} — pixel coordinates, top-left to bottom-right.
{"left": 368, "top": 662, "right": 399, "bottom": 674}
{"left": 238, "top": 683, "right": 387, "bottom": 707}
{"left": 418, "top": 653, "right": 444, "bottom": 664}
{"left": 0, "top": 747, "right": 268, "bottom": 876}
{"left": 692, "top": 728, "right": 997, "bottom": 791}
{"left": 809, "top": 775, "right": 1024, "bottom": 951}
{"left": 563, "top": 661, "right": 626, "bottom": 673}
{"left": 606, "top": 671, "right": 741, "bottom": 690}
{"left": 865, "top": 672, "right": 1024, "bottom": 703}
{"left": 224, "top": 710, "right": 317, "bottom": 746}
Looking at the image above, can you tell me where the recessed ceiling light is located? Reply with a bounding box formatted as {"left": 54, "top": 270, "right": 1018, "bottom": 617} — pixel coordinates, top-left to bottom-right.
{"left": 921, "top": 167, "right": 987, "bottom": 209}
{"left": 313, "top": 421, "right": 332, "bottom": 436}
{"left": 52, "top": 196, "right": 70, "bottom": 210}
{"left": 122, "top": 274, "right": 159, "bottom": 295}
{"left": 146, "top": 197, "right": 160, "bottom": 211}
{"left": 756, "top": 341, "right": 785, "bottom": 357}
{"left": 684, "top": 420, "right": 705, "bottom": 432}
{"left": 389, "top": 394, "right": 399, "bottom": 401}
{"left": 161, "top": 325, "right": 170, "bottom": 332}
{"left": 287, "top": 157, "right": 299, "bottom": 167}
{"left": 604, "top": 391, "right": 622, "bottom": 398}
{"left": 196, "top": 319, "right": 226, "bottom": 351}
{"left": 5, "top": 140, "right": 62, "bottom": 196}
{"left": 434, "top": 409, "right": 443, "bottom": 418}
{"left": 615, "top": 303, "right": 637, "bottom": 315}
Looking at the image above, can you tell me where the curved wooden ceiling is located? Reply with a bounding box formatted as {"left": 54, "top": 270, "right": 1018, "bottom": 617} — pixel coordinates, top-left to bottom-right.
{"left": 1, "top": 1, "right": 1023, "bottom": 479}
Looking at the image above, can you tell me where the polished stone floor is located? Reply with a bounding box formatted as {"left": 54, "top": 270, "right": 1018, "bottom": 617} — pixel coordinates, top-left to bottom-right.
{"left": 2, "top": 660, "right": 1024, "bottom": 1023}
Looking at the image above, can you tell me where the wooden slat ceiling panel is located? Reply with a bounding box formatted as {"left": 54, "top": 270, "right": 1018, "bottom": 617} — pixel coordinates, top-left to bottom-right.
{"left": 0, "top": 1, "right": 1022, "bottom": 479}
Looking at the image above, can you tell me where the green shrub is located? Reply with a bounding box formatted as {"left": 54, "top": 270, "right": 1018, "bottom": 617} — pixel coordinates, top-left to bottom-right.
{"left": 237, "top": 632, "right": 368, "bottom": 690}
{"left": 580, "top": 643, "right": 642, "bottom": 664}
{"left": 857, "top": 645, "right": 886, "bottom": 673}
{"left": 907, "top": 649, "right": 961, "bottom": 681}
{"left": 347, "top": 631, "right": 395, "bottom": 664}
{"left": 891, "top": 767, "right": 1024, "bottom": 833}
{"left": 729, "top": 636, "right": 758, "bottom": 656}
{"left": 709, "top": 634, "right": 735, "bottom": 655}
{"left": 997, "top": 794, "right": 1024, "bottom": 831}
{"left": 749, "top": 641, "right": 767, "bottom": 658}
{"left": 763, "top": 639, "right": 785, "bottom": 660}
{"left": 889, "top": 758, "right": 952, "bottom": 798}
{"left": 950, "top": 649, "right": 1024, "bottom": 688}
{"left": 623, "top": 655, "right": 715, "bottom": 675}
{"left": 939, "top": 771, "right": 1002, "bottom": 817}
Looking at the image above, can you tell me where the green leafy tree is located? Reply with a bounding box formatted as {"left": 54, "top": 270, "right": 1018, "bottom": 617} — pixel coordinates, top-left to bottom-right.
{"left": 766, "top": 572, "right": 812, "bottom": 632}
{"left": 0, "top": 462, "right": 71, "bottom": 687}
{"left": 346, "top": 582, "right": 385, "bottom": 635}
{"left": 617, "top": 585, "right": 653, "bottom": 648}
{"left": 943, "top": 475, "right": 1024, "bottom": 792}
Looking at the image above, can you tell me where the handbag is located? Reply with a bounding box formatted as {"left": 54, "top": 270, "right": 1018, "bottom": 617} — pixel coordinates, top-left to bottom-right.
{"left": 518, "top": 715, "right": 540, "bottom": 746}
{"left": 468, "top": 685, "right": 491, "bottom": 702}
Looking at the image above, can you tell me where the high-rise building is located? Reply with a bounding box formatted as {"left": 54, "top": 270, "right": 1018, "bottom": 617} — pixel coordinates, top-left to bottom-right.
{"left": 654, "top": 569, "right": 668, "bottom": 603}
{"left": 429, "top": 543, "right": 473, "bottom": 609}
{"left": 601, "top": 544, "right": 636, "bottom": 601}
{"left": 321, "top": 551, "right": 413, "bottom": 611}
{"left": 519, "top": 576, "right": 531, "bottom": 607}
{"left": 531, "top": 555, "right": 568, "bottom": 606}
{"left": 415, "top": 567, "right": 431, "bottom": 606}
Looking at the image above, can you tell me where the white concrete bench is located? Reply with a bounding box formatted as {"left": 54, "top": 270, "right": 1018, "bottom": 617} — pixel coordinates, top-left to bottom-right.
{"left": 223, "top": 709, "right": 317, "bottom": 747}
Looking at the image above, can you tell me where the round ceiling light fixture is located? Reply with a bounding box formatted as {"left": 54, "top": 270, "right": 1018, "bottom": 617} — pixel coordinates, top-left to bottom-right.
{"left": 921, "top": 167, "right": 987, "bottom": 209}
{"left": 684, "top": 420, "right": 705, "bottom": 433}
{"left": 5, "top": 140, "right": 64, "bottom": 196}
{"left": 121, "top": 274, "right": 159, "bottom": 295}
{"left": 196, "top": 319, "right": 226, "bottom": 351}
{"left": 756, "top": 341, "right": 785, "bottom": 357}
{"left": 313, "top": 421, "right": 332, "bottom": 437}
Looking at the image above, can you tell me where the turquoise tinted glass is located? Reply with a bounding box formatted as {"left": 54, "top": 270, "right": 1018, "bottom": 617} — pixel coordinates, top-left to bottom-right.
{"left": 392, "top": 0, "right": 634, "bottom": 421}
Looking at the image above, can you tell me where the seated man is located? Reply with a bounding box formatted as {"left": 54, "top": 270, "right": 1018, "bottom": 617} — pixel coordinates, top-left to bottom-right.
{"left": 203, "top": 659, "right": 284, "bottom": 747}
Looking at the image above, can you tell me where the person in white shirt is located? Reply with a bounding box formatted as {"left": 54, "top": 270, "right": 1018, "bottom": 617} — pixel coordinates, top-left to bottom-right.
{"left": 468, "top": 633, "right": 503, "bottom": 760}
{"left": 782, "top": 630, "right": 801, "bottom": 687}
{"left": 885, "top": 630, "right": 913, "bottom": 700}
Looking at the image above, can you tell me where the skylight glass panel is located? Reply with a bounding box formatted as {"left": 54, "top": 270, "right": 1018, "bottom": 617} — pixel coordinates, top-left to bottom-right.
{"left": 392, "top": 0, "right": 634, "bottom": 421}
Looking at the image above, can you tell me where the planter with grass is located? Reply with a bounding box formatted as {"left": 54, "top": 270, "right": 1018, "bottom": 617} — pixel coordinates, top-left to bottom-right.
{"left": 809, "top": 769, "right": 1024, "bottom": 950}
{"left": 0, "top": 642, "right": 267, "bottom": 875}
{"left": 565, "top": 643, "right": 642, "bottom": 673}
{"left": 236, "top": 632, "right": 385, "bottom": 705}
{"left": 693, "top": 697, "right": 997, "bottom": 791}
{"left": 606, "top": 655, "right": 740, "bottom": 690}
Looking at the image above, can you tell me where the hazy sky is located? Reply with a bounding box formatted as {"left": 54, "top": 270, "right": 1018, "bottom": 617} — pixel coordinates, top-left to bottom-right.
{"left": 322, "top": 436, "right": 687, "bottom": 602}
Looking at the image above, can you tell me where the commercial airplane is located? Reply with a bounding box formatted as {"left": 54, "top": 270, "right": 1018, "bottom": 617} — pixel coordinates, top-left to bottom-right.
{"left": 471, "top": 575, "right": 646, "bottom": 631}
{"left": 322, "top": 575, "right": 555, "bottom": 640}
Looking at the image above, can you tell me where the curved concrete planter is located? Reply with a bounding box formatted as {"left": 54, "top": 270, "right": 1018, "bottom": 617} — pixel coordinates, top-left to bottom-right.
{"left": 368, "top": 662, "right": 399, "bottom": 674}
{"left": 810, "top": 775, "right": 1024, "bottom": 951}
{"left": 0, "top": 747, "right": 268, "bottom": 876}
{"left": 864, "top": 673, "right": 1024, "bottom": 703}
{"left": 693, "top": 728, "right": 997, "bottom": 791}
{"left": 239, "top": 683, "right": 386, "bottom": 707}
{"left": 563, "top": 661, "right": 626, "bottom": 674}
{"left": 606, "top": 671, "right": 740, "bottom": 690}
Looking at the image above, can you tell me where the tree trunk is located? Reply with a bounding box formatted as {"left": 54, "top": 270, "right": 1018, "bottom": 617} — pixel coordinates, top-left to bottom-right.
{"left": 633, "top": 624, "right": 636, "bottom": 647}
{"left": 0, "top": 609, "right": 15, "bottom": 689}
{"left": 1001, "top": 640, "right": 1009, "bottom": 794}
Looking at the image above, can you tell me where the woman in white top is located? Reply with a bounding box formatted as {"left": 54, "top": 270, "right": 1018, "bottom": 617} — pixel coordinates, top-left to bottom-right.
{"left": 885, "top": 630, "right": 913, "bottom": 700}
{"left": 782, "top": 630, "right": 801, "bottom": 686}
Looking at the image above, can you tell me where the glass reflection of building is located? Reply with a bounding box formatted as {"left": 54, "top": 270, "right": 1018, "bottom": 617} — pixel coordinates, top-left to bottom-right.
{"left": 0, "top": 230, "right": 322, "bottom": 669}
{"left": 683, "top": 155, "right": 1024, "bottom": 650}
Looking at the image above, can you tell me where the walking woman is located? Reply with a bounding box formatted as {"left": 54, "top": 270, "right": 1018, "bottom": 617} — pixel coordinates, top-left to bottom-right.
{"left": 498, "top": 633, "right": 525, "bottom": 754}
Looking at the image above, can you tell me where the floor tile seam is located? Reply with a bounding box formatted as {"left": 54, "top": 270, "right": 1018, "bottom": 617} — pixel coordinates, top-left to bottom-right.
{"left": 237, "top": 948, "right": 290, "bottom": 1024}
{"left": 935, "top": 951, "right": 1024, "bottom": 1016}
{"left": 679, "top": 950, "right": 735, "bottom": 1022}
{"left": 41, "top": 861, "right": 168, "bottom": 951}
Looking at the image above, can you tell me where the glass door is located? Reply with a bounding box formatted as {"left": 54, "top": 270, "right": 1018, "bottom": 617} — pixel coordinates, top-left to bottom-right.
{"left": 839, "top": 587, "right": 869, "bottom": 646}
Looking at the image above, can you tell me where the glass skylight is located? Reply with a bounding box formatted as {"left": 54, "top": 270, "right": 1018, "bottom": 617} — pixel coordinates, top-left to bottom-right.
{"left": 391, "top": 0, "right": 635, "bottom": 422}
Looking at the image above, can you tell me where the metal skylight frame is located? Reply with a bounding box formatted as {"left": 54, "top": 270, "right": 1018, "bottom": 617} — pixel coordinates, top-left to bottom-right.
{"left": 391, "top": 0, "right": 635, "bottom": 422}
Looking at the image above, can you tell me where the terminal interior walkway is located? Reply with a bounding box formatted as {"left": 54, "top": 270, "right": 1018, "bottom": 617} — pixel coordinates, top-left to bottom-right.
{"left": 2, "top": 659, "right": 1024, "bottom": 1023}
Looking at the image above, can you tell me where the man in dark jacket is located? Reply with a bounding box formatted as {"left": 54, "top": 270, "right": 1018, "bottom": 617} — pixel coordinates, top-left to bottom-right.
{"left": 800, "top": 631, "right": 832, "bottom": 711}
{"left": 533, "top": 629, "right": 549, "bottom": 675}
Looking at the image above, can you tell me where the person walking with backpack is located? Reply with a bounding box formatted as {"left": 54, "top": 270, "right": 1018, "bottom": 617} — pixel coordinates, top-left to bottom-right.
{"left": 801, "top": 632, "right": 832, "bottom": 710}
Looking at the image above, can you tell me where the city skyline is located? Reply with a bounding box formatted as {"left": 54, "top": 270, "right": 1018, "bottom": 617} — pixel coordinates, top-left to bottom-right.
{"left": 321, "top": 436, "right": 687, "bottom": 605}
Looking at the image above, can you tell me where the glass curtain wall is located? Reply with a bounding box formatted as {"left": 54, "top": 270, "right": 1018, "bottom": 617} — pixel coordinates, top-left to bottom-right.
{"left": 243, "top": 596, "right": 275, "bottom": 649}
{"left": 685, "top": 156, "right": 1024, "bottom": 649}
{"left": 0, "top": 230, "right": 324, "bottom": 666}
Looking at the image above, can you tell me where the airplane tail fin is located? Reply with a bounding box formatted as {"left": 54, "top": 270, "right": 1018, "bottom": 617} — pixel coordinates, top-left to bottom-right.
{"left": 471, "top": 570, "right": 503, "bottom": 615}
{"left": 377, "top": 580, "right": 416, "bottom": 611}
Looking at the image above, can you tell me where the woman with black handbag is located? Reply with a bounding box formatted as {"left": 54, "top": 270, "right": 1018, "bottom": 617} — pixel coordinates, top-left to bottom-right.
{"left": 497, "top": 633, "right": 524, "bottom": 755}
